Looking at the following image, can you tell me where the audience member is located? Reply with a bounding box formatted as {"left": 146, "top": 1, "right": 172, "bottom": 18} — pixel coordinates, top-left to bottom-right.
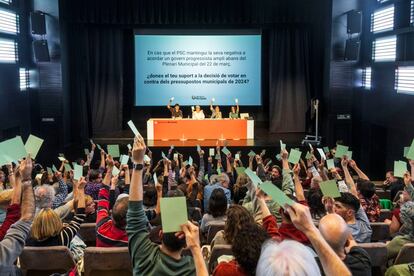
{"left": 200, "top": 188, "right": 227, "bottom": 233}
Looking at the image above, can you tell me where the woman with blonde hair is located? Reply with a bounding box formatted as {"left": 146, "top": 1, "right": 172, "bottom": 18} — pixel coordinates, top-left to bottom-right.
{"left": 26, "top": 177, "right": 87, "bottom": 247}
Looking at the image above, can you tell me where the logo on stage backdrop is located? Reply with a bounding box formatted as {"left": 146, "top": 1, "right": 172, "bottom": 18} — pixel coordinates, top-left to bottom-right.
{"left": 191, "top": 96, "right": 207, "bottom": 100}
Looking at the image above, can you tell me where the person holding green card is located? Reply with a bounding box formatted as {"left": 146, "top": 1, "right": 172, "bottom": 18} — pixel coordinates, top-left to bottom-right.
{"left": 127, "top": 136, "right": 208, "bottom": 276}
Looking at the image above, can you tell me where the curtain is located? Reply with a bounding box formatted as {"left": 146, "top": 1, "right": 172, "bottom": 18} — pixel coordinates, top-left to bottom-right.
{"left": 268, "top": 27, "right": 310, "bottom": 133}
{"left": 67, "top": 27, "right": 123, "bottom": 141}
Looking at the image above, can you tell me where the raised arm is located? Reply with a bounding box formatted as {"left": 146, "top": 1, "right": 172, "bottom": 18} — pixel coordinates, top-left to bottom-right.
{"left": 287, "top": 203, "right": 351, "bottom": 276}
{"left": 52, "top": 171, "right": 68, "bottom": 209}
{"left": 409, "top": 160, "right": 414, "bottom": 182}
{"left": 181, "top": 221, "right": 208, "bottom": 276}
{"left": 281, "top": 149, "right": 294, "bottom": 195}
{"left": 293, "top": 164, "right": 305, "bottom": 201}
{"left": 100, "top": 149, "right": 106, "bottom": 169}
{"left": 129, "top": 137, "right": 146, "bottom": 201}
{"left": 341, "top": 158, "right": 358, "bottom": 197}
{"left": 349, "top": 160, "right": 370, "bottom": 181}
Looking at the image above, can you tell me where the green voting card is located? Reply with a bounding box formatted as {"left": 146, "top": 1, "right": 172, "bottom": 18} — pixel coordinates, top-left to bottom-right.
{"left": 394, "top": 160, "right": 407, "bottom": 178}
{"left": 107, "top": 145, "right": 120, "bottom": 158}
{"left": 407, "top": 139, "right": 414, "bottom": 160}
{"left": 188, "top": 156, "right": 193, "bottom": 166}
{"left": 235, "top": 166, "right": 246, "bottom": 175}
{"left": 323, "top": 147, "right": 330, "bottom": 153}
{"left": 127, "top": 144, "right": 132, "bottom": 150}
{"left": 0, "top": 136, "right": 27, "bottom": 162}
{"left": 24, "top": 134, "right": 44, "bottom": 159}
{"left": 244, "top": 168, "right": 262, "bottom": 187}
{"left": 317, "top": 148, "right": 326, "bottom": 160}
{"left": 196, "top": 145, "right": 201, "bottom": 152}
{"left": 120, "top": 154, "right": 129, "bottom": 165}
{"left": 47, "top": 167, "right": 53, "bottom": 175}
{"left": 319, "top": 179, "right": 341, "bottom": 198}
{"left": 259, "top": 181, "right": 294, "bottom": 208}
{"left": 221, "top": 147, "right": 231, "bottom": 156}
{"left": 335, "top": 145, "right": 349, "bottom": 159}
{"left": 160, "top": 197, "right": 188, "bottom": 233}
{"left": 288, "top": 149, "right": 302, "bottom": 164}
{"left": 73, "top": 164, "right": 83, "bottom": 180}
{"left": 58, "top": 156, "right": 66, "bottom": 162}
{"left": 404, "top": 147, "right": 409, "bottom": 158}
{"left": 305, "top": 151, "right": 312, "bottom": 160}
{"left": 215, "top": 154, "right": 221, "bottom": 160}
{"left": 52, "top": 165, "right": 58, "bottom": 173}
{"left": 346, "top": 151, "right": 353, "bottom": 160}
{"left": 327, "top": 159, "right": 335, "bottom": 170}
{"left": 96, "top": 144, "right": 102, "bottom": 151}
{"left": 84, "top": 148, "right": 90, "bottom": 155}
{"left": 127, "top": 120, "right": 142, "bottom": 138}
{"left": 112, "top": 166, "right": 120, "bottom": 176}
{"left": 64, "top": 163, "right": 72, "bottom": 172}
{"left": 161, "top": 151, "right": 168, "bottom": 160}
{"left": 209, "top": 148, "right": 215, "bottom": 156}
{"left": 248, "top": 150, "right": 256, "bottom": 157}
{"left": 276, "top": 154, "right": 282, "bottom": 161}
{"left": 280, "top": 140, "right": 286, "bottom": 151}
{"left": 182, "top": 161, "right": 188, "bottom": 167}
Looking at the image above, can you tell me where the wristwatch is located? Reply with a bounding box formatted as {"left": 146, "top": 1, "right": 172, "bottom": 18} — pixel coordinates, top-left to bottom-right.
{"left": 133, "top": 163, "right": 144, "bottom": 171}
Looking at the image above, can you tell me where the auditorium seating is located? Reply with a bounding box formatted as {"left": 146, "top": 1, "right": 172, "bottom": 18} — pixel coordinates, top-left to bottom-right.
{"left": 359, "top": 242, "right": 387, "bottom": 276}
{"left": 19, "top": 246, "right": 76, "bottom": 276}
{"left": 379, "top": 209, "right": 392, "bottom": 222}
{"left": 370, "top": 222, "right": 390, "bottom": 242}
{"left": 393, "top": 243, "right": 414, "bottom": 265}
{"left": 84, "top": 247, "right": 132, "bottom": 276}
{"left": 206, "top": 222, "right": 225, "bottom": 244}
{"left": 208, "top": 244, "right": 233, "bottom": 273}
{"left": 376, "top": 190, "right": 391, "bottom": 200}
{"left": 78, "top": 223, "right": 97, "bottom": 246}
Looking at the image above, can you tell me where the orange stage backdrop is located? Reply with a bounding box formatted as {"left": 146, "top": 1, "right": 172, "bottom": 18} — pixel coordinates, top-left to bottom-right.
{"left": 147, "top": 119, "right": 254, "bottom": 140}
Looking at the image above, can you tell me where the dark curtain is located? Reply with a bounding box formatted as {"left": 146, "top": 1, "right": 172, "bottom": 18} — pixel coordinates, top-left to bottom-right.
{"left": 67, "top": 27, "right": 123, "bottom": 140}
{"left": 269, "top": 27, "right": 310, "bottom": 133}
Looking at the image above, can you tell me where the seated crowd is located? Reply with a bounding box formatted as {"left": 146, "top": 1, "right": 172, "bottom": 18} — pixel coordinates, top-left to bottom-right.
{"left": 0, "top": 138, "right": 414, "bottom": 276}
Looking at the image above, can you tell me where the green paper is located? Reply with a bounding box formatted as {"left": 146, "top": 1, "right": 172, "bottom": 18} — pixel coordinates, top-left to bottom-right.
{"left": 160, "top": 197, "right": 188, "bottom": 233}
{"left": 0, "top": 136, "right": 27, "bottom": 163}
{"left": 182, "top": 161, "right": 188, "bottom": 167}
{"left": 161, "top": 151, "right": 168, "bottom": 160}
{"left": 84, "top": 148, "right": 90, "bottom": 155}
{"left": 196, "top": 145, "right": 201, "bottom": 152}
{"left": 59, "top": 153, "right": 65, "bottom": 158}
{"left": 235, "top": 167, "right": 246, "bottom": 175}
{"left": 143, "top": 155, "right": 151, "bottom": 163}
{"left": 327, "top": 159, "right": 335, "bottom": 170}
{"left": 280, "top": 140, "right": 286, "bottom": 151}
{"left": 404, "top": 147, "right": 409, "bottom": 158}
{"left": 153, "top": 173, "right": 158, "bottom": 184}
{"left": 173, "top": 153, "right": 178, "bottom": 160}
{"left": 244, "top": 168, "right": 262, "bottom": 187}
{"left": 221, "top": 147, "right": 231, "bottom": 156}
{"left": 72, "top": 162, "right": 77, "bottom": 168}
{"left": 188, "top": 156, "right": 193, "bottom": 166}
{"left": 323, "top": 147, "right": 330, "bottom": 153}
{"left": 96, "top": 144, "right": 102, "bottom": 150}
{"left": 248, "top": 150, "right": 256, "bottom": 157}
{"left": 346, "top": 151, "right": 353, "bottom": 160}
{"left": 58, "top": 156, "right": 66, "bottom": 162}
{"left": 407, "top": 139, "right": 414, "bottom": 160}
{"left": 47, "top": 167, "right": 53, "bottom": 175}
{"left": 64, "top": 163, "right": 72, "bottom": 172}
{"left": 73, "top": 164, "right": 83, "bottom": 180}
{"left": 107, "top": 144, "right": 120, "bottom": 158}
{"left": 317, "top": 148, "right": 326, "bottom": 160}
{"left": 276, "top": 154, "right": 282, "bottom": 161}
{"left": 288, "top": 149, "right": 302, "bottom": 164}
{"left": 235, "top": 153, "right": 240, "bottom": 160}
{"left": 259, "top": 181, "right": 294, "bottom": 208}
{"left": 52, "top": 165, "right": 58, "bottom": 173}
{"left": 24, "top": 134, "right": 44, "bottom": 159}
{"left": 215, "top": 154, "right": 221, "bottom": 160}
{"left": 127, "top": 120, "right": 142, "bottom": 138}
{"left": 120, "top": 154, "right": 129, "bottom": 165}
{"left": 209, "top": 148, "right": 215, "bottom": 156}
{"left": 394, "top": 160, "right": 407, "bottom": 178}
{"left": 335, "top": 145, "right": 349, "bottom": 159}
{"left": 112, "top": 166, "right": 120, "bottom": 176}
{"left": 319, "top": 179, "right": 341, "bottom": 198}
{"left": 127, "top": 144, "right": 132, "bottom": 150}
{"left": 266, "top": 160, "right": 272, "bottom": 167}
{"left": 305, "top": 151, "right": 312, "bottom": 160}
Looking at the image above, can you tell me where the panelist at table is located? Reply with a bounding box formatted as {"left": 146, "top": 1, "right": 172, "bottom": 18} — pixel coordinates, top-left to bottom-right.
{"left": 209, "top": 98, "right": 222, "bottom": 119}
{"left": 192, "top": 105, "right": 205, "bottom": 119}
{"left": 229, "top": 98, "right": 240, "bottom": 119}
{"left": 166, "top": 97, "right": 183, "bottom": 119}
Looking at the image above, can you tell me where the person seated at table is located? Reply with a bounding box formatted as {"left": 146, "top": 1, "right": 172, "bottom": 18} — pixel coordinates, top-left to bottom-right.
{"left": 229, "top": 103, "right": 239, "bottom": 119}
{"left": 167, "top": 99, "right": 183, "bottom": 119}
{"left": 192, "top": 105, "right": 205, "bottom": 120}
{"left": 210, "top": 103, "right": 222, "bottom": 119}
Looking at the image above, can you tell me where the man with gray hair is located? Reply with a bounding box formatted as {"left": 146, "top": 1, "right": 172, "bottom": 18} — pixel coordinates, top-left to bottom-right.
{"left": 319, "top": 213, "right": 372, "bottom": 276}
{"left": 203, "top": 172, "right": 231, "bottom": 212}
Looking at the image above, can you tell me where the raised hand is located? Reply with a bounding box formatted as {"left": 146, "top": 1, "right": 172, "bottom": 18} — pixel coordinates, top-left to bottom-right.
{"left": 180, "top": 221, "right": 201, "bottom": 250}
{"left": 341, "top": 157, "right": 349, "bottom": 168}
{"left": 281, "top": 148, "right": 289, "bottom": 160}
{"left": 132, "top": 136, "right": 146, "bottom": 164}
{"left": 77, "top": 176, "right": 87, "bottom": 190}
{"left": 285, "top": 203, "right": 317, "bottom": 234}
{"left": 19, "top": 155, "right": 33, "bottom": 181}
{"left": 293, "top": 163, "right": 300, "bottom": 176}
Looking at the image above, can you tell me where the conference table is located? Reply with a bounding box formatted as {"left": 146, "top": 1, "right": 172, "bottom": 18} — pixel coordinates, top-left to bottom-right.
{"left": 147, "top": 118, "right": 254, "bottom": 143}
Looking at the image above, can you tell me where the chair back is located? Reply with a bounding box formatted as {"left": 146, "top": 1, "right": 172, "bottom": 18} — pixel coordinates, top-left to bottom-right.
{"left": 394, "top": 243, "right": 414, "bottom": 265}
{"left": 359, "top": 242, "right": 387, "bottom": 276}
{"left": 78, "top": 222, "right": 97, "bottom": 246}
{"left": 208, "top": 244, "right": 233, "bottom": 274}
{"left": 370, "top": 222, "right": 390, "bottom": 242}
{"left": 206, "top": 222, "right": 225, "bottom": 244}
{"left": 84, "top": 246, "right": 132, "bottom": 276}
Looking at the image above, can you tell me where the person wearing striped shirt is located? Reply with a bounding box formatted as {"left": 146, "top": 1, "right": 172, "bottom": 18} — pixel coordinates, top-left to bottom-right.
{"left": 26, "top": 177, "right": 86, "bottom": 247}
